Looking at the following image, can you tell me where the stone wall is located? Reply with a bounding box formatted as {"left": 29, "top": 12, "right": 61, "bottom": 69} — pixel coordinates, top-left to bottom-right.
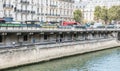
{"left": 0, "top": 39, "right": 120, "bottom": 69}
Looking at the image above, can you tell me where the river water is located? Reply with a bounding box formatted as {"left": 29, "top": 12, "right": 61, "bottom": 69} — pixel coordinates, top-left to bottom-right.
{"left": 5, "top": 47, "right": 120, "bottom": 71}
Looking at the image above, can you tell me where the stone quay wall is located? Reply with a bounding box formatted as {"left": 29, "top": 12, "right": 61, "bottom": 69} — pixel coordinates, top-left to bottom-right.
{"left": 0, "top": 39, "right": 120, "bottom": 69}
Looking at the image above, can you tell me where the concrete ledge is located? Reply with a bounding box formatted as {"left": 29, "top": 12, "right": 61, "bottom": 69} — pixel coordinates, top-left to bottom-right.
{"left": 0, "top": 39, "right": 120, "bottom": 70}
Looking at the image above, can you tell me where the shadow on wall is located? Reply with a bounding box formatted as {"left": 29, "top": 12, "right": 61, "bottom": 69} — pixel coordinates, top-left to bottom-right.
{"left": 118, "top": 32, "right": 120, "bottom": 41}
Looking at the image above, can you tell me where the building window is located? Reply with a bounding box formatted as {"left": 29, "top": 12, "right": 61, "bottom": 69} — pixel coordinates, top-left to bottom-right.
{"left": 60, "top": 34, "right": 63, "bottom": 38}
{"left": 23, "top": 35, "right": 28, "bottom": 41}
{"left": 44, "top": 34, "right": 48, "bottom": 40}
{"left": 0, "top": 35, "right": 2, "bottom": 43}
{"left": 74, "top": 34, "right": 77, "bottom": 38}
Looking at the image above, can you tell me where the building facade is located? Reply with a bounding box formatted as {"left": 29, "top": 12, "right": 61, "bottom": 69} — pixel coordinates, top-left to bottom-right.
{"left": 76, "top": 0, "right": 120, "bottom": 22}
{"left": 0, "top": 0, "right": 74, "bottom": 22}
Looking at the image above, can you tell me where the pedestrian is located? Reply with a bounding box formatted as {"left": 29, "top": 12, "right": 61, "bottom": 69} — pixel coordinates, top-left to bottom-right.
{"left": 12, "top": 42, "right": 15, "bottom": 47}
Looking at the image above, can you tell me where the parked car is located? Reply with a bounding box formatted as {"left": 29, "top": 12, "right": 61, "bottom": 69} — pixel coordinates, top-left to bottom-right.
{"left": 92, "top": 22, "right": 103, "bottom": 28}
{"left": 73, "top": 25, "right": 86, "bottom": 29}
{"left": 106, "top": 24, "right": 117, "bottom": 28}
{"left": 97, "top": 26, "right": 105, "bottom": 28}
{"left": 58, "top": 26, "right": 72, "bottom": 29}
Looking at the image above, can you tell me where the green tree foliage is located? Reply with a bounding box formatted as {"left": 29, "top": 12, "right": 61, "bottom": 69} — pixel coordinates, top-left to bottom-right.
{"left": 94, "top": 6, "right": 101, "bottom": 20}
{"left": 108, "top": 6, "right": 118, "bottom": 21}
{"left": 108, "top": 6, "right": 120, "bottom": 22}
{"left": 94, "top": 6, "right": 120, "bottom": 24}
{"left": 100, "top": 7, "right": 108, "bottom": 24}
{"left": 73, "top": 10, "right": 82, "bottom": 23}
{"left": 116, "top": 6, "right": 120, "bottom": 21}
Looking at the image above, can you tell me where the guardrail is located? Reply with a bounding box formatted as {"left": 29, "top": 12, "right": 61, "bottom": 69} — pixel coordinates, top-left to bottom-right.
{"left": 0, "top": 26, "right": 119, "bottom": 32}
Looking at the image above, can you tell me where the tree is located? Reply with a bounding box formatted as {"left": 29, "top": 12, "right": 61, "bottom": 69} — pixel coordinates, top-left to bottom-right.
{"left": 108, "top": 6, "right": 118, "bottom": 22}
{"left": 100, "top": 7, "right": 108, "bottom": 24}
{"left": 94, "top": 6, "right": 120, "bottom": 24}
{"left": 116, "top": 6, "right": 120, "bottom": 21}
{"left": 108, "top": 6, "right": 120, "bottom": 23}
{"left": 73, "top": 10, "right": 82, "bottom": 23}
{"left": 94, "top": 6, "right": 101, "bottom": 21}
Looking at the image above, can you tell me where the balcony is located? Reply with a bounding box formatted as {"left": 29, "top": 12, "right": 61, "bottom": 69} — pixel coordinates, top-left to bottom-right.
{"left": 14, "top": 9, "right": 32, "bottom": 14}
{"left": 41, "top": 13, "right": 44, "bottom": 15}
{"left": 50, "top": 5, "right": 58, "bottom": 7}
{"left": 45, "top": 14, "right": 60, "bottom": 17}
{"left": 3, "top": 4, "right": 14, "bottom": 10}
{"left": 37, "top": 13, "right": 44, "bottom": 15}
{"left": 31, "top": 11, "right": 35, "bottom": 14}
{"left": 21, "top": 10, "right": 28, "bottom": 14}
{"left": 20, "top": 0, "right": 29, "bottom": 5}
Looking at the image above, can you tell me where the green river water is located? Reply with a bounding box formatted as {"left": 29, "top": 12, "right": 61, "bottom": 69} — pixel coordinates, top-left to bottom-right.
{"left": 4, "top": 47, "right": 120, "bottom": 71}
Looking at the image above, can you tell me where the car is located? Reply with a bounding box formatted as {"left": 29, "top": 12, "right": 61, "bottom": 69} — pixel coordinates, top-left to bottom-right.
{"left": 106, "top": 24, "right": 117, "bottom": 28}
{"left": 97, "top": 26, "right": 105, "bottom": 28}
{"left": 73, "top": 25, "right": 86, "bottom": 29}
{"left": 58, "top": 26, "right": 72, "bottom": 29}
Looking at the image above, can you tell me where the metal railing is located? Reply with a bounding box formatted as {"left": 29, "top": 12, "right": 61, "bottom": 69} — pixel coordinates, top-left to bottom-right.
{"left": 0, "top": 26, "right": 119, "bottom": 32}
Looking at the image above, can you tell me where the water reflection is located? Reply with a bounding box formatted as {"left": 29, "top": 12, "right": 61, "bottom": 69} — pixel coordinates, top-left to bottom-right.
{"left": 6, "top": 47, "right": 120, "bottom": 71}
